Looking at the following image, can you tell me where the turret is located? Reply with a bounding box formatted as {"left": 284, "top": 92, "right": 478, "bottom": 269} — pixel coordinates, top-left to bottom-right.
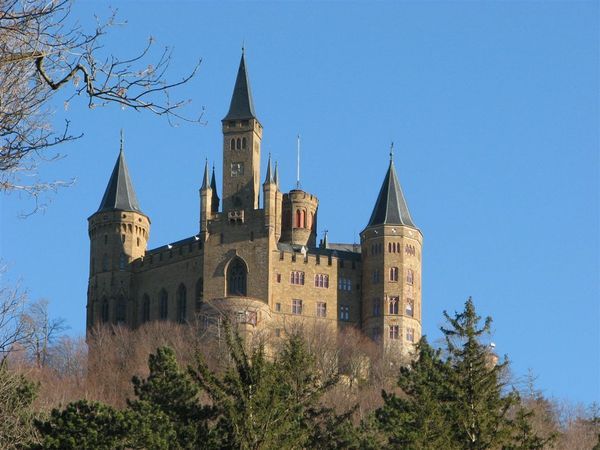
{"left": 263, "top": 154, "right": 278, "bottom": 235}
{"left": 87, "top": 134, "right": 150, "bottom": 330}
{"left": 360, "top": 148, "right": 422, "bottom": 356}
{"left": 281, "top": 189, "right": 318, "bottom": 247}
{"left": 200, "top": 159, "right": 212, "bottom": 235}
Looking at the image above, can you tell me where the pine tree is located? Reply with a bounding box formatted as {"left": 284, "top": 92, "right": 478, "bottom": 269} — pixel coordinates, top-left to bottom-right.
{"left": 376, "top": 337, "right": 457, "bottom": 449}
{"left": 128, "top": 346, "right": 214, "bottom": 449}
{"left": 441, "top": 297, "right": 517, "bottom": 450}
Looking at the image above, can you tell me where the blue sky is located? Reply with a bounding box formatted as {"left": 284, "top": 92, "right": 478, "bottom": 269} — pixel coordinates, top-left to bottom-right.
{"left": 1, "top": 1, "right": 598, "bottom": 404}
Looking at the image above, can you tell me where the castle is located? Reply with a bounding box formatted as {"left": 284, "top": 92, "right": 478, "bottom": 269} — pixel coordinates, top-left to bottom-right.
{"left": 86, "top": 53, "right": 423, "bottom": 354}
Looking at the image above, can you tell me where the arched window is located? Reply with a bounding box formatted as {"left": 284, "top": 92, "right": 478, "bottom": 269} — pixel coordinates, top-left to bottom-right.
{"left": 115, "top": 297, "right": 126, "bottom": 323}
{"left": 227, "top": 258, "right": 247, "bottom": 296}
{"left": 119, "top": 253, "right": 127, "bottom": 270}
{"left": 195, "top": 278, "right": 204, "bottom": 312}
{"left": 390, "top": 267, "right": 399, "bottom": 282}
{"left": 236, "top": 138, "right": 241, "bottom": 150}
{"left": 388, "top": 243, "right": 392, "bottom": 253}
{"left": 295, "top": 209, "right": 301, "bottom": 228}
{"left": 242, "top": 137, "right": 247, "bottom": 149}
{"left": 230, "top": 138, "right": 235, "bottom": 150}
{"left": 142, "top": 294, "right": 150, "bottom": 323}
{"left": 301, "top": 210, "right": 306, "bottom": 228}
{"left": 159, "top": 289, "right": 168, "bottom": 320}
{"left": 101, "top": 298, "right": 109, "bottom": 322}
{"left": 177, "top": 284, "right": 187, "bottom": 323}
{"left": 406, "top": 269, "right": 414, "bottom": 285}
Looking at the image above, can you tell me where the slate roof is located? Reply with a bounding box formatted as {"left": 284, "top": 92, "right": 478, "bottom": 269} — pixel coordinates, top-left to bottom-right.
{"left": 97, "top": 149, "right": 142, "bottom": 213}
{"left": 223, "top": 52, "right": 257, "bottom": 121}
{"left": 367, "top": 159, "right": 416, "bottom": 228}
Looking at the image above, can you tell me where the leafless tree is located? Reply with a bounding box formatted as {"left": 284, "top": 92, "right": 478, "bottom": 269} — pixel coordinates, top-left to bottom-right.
{"left": 0, "top": 271, "right": 31, "bottom": 364}
{"left": 20, "top": 298, "right": 66, "bottom": 368}
{"left": 0, "top": 0, "right": 201, "bottom": 209}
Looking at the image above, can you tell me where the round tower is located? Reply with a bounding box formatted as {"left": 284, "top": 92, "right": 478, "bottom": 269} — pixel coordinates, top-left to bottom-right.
{"left": 281, "top": 189, "right": 318, "bottom": 247}
{"left": 87, "top": 141, "right": 150, "bottom": 331}
{"left": 360, "top": 153, "right": 422, "bottom": 357}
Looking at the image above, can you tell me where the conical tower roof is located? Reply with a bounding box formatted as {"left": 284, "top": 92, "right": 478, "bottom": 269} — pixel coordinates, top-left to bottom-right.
{"left": 367, "top": 155, "right": 416, "bottom": 228}
{"left": 210, "top": 164, "right": 220, "bottom": 213}
{"left": 223, "top": 51, "right": 257, "bottom": 121}
{"left": 97, "top": 141, "right": 142, "bottom": 213}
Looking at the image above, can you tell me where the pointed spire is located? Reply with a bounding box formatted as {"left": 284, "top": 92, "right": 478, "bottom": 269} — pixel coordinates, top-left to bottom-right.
{"left": 323, "top": 229, "right": 329, "bottom": 249}
{"left": 223, "top": 51, "right": 256, "bottom": 121}
{"left": 201, "top": 158, "right": 210, "bottom": 190}
{"left": 367, "top": 151, "right": 416, "bottom": 228}
{"left": 97, "top": 135, "right": 142, "bottom": 213}
{"left": 210, "top": 164, "right": 220, "bottom": 213}
{"left": 274, "top": 161, "right": 279, "bottom": 188}
{"left": 264, "top": 153, "right": 274, "bottom": 184}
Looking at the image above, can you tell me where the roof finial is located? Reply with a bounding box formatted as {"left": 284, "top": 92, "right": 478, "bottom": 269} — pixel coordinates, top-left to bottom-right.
{"left": 241, "top": 40, "right": 245, "bottom": 55}
{"left": 389, "top": 141, "right": 394, "bottom": 162}
{"left": 296, "top": 134, "right": 301, "bottom": 189}
{"left": 120, "top": 129, "right": 124, "bottom": 153}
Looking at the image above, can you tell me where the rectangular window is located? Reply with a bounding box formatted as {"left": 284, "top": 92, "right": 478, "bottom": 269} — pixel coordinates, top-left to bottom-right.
{"left": 231, "top": 162, "right": 244, "bottom": 177}
{"left": 276, "top": 273, "right": 281, "bottom": 283}
{"left": 316, "top": 302, "right": 327, "bottom": 318}
{"left": 406, "top": 327, "right": 415, "bottom": 342}
{"left": 275, "top": 302, "right": 281, "bottom": 312}
{"left": 339, "top": 305, "right": 350, "bottom": 321}
{"left": 338, "top": 277, "right": 352, "bottom": 291}
{"left": 405, "top": 298, "right": 414, "bottom": 317}
{"left": 372, "top": 270, "right": 381, "bottom": 283}
{"left": 292, "top": 299, "right": 303, "bottom": 315}
{"left": 290, "top": 271, "right": 305, "bottom": 285}
{"left": 407, "top": 269, "right": 414, "bottom": 285}
{"left": 389, "top": 325, "right": 400, "bottom": 340}
{"left": 389, "top": 296, "right": 399, "bottom": 315}
{"left": 389, "top": 267, "right": 399, "bottom": 282}
{"left": 373, "top": 298, "right": 381, "bottom": 316}
{"left": 315, "top": 274, "right": 329, "bottom": 288}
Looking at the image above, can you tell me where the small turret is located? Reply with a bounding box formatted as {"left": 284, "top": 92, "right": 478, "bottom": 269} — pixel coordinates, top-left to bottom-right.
{"left": 200, "top": 159, "right": 213, "bottom": 235}
{"left": 263, "top": 154, "right": 278, "bottom": 235}
{"left": 281, "top": 189, "right": 318, "bottom": 247}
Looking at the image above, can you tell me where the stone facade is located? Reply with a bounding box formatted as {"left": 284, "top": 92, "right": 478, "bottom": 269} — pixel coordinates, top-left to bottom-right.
{"left": 86, "top": 54, "right": 423, "bottom": 356}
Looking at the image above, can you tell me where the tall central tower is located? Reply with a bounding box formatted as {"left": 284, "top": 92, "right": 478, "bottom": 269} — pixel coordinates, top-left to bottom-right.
{"left": 221, "top": 52, "right": 263, "bottom": 213}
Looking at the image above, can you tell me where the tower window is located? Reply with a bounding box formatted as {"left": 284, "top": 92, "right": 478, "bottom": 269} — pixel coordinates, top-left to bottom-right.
{"left": 227, "top": 258, "right": 247, "bottom": 296}
{"left": 115, "top": 298, "right": 126, "bottom": 323}
{"left": 101, "top": 298, "right": 109, "bottom": 322}
{"left": 389, "top": 325, "right": 400, "bottom": 340}
{"left": 231, "top": 162, "right": 244, "bottom": 177}
{"left": 372, "top": 270, "right": 380, "bottom": 284}
{"left": 236, "top": 138, "right": 241, "bottom": 150}
{"left": 406, "top": 328, "right": 415, "bottom": 342}
{"left": 373, "top": 298, "right": 381, "bottom": 316}
{"left": 407, "top": 269, "right": 414, "bottom": 285}
{"left": 242, "top": 137, "right": 247, "bottom": 149}
{"left": 405, "top": 298, "right": 414, "bottom": 317}
{"left": 230, "top": 138, "right": 235, "bottom": 150}
{"left": 137, "top": 237, "right": 140, "bottom": 247}
{"left": 275, "top": 302, "right": 281, "bottom": 312}
{"left": 316, "top": 302, "right": 327, "bottom": 317}
{"left": 276, "top": 273, "right": 281, "bottom": 283}
{"left": 142, "top": 294, "right": 150, "bottom": 323}
{"left": 159, "top": 290, "right": 168, "bottom": 320}
{"left": 338, "top": 277, "right": 352, "bottom": 291}
{"left": 339, "top": 305, "right": 350, "bottom": 321}
{"left": 195, "top": 278, "right": 204, "bottom": 312}
{"left": 290, "top": 271, "right": 305, "bottom": 285}
{"left": 291, "top": 299, "right": 303, "bottom": 315}
{"left": 295, "top": 209, "right": 302, "bottom": 228}
{"left": 119, "top": 253, "right": 127, "bottom": 270}
{"left": 122, "top": 234, "right": 126, "bottom": 243}
{"left": 389, "top": 267, "right": 399, "bottom": 282}
{"left": 389, "top": 296, "right": 399, "bottom": 315}
{"left": 177, "top": 284, "right": 187, "bottom": 323}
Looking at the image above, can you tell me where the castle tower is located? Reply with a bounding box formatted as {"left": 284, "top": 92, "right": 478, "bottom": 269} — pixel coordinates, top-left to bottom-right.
{"left": 199, "top": 160, "right": 212, "bottom": 235}
{"left": 281, "top": 190, "right": 318, "bottom": 247}
{"left": 87, "top": 138, "right": 150, "bottom": 331}
{"left": 221, "top": 51, "right": 263, "bottom": 214}
{"left": 360, "top": 150, "right": 422, "bottom": 356}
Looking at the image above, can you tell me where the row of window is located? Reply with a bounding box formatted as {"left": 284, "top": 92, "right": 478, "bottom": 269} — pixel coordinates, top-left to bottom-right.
{"left": 368, "top": 242, "right": 417, "bottom": 257}
{"left": 230, "top": 137, "right": 247, "bottom": 151}
{"left": 275, "top": 300, "right": 352, "bottom": 321}
{"left": 295, "top": 209, "right": 315, "bottom": 229}
{"left": 373, "top": 268, "right": 415, "bottom": 284}
{"left": 289, "top": 271, "right": 352, "bottom": 291}
{"left": 388, "top": 325, "right": 415, "bottom": 342}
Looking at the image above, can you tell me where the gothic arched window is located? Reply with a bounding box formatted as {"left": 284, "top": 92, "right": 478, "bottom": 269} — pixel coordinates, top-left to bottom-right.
{"left": 236, "top": 138, "right": 241, "bottom": 150}
{"left": 295, "top": 209, "right": 301, "bottom": 228}
{"left": 159, "top": 289, "right": 168, "bottom": 320}
{"left": 230, "top": 138, "right": 235, "bottom": 150}
{"left": 177, "top": 284, "right": 187, "bottom": 323}
{"left": 142, "top": 294, "right": 150, "bottom": 323}
{"left": 227, "top": 258, "right": 247, "bottom": 296}
{"left": 101, "top": 297, "right": 109, "bottom": 322}
{"left": 242, "top": 137, "right": 247, "bottom": 149}
{"left": 115, "top": 297, "right": 126, "bottom": 323}
{"left": 195, "top": 278, "right": 204, "bottom": 312}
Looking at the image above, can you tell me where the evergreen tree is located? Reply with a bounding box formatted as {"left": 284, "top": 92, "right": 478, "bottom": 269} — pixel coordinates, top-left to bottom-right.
{"left": 376, "top": 337, "right": 457, "bottom": 449}
{"left": 128, "top": 346, "right": 214, "bottom": 449}
{"left": 0, "top": 365, "right": 39, "bottom": 449}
